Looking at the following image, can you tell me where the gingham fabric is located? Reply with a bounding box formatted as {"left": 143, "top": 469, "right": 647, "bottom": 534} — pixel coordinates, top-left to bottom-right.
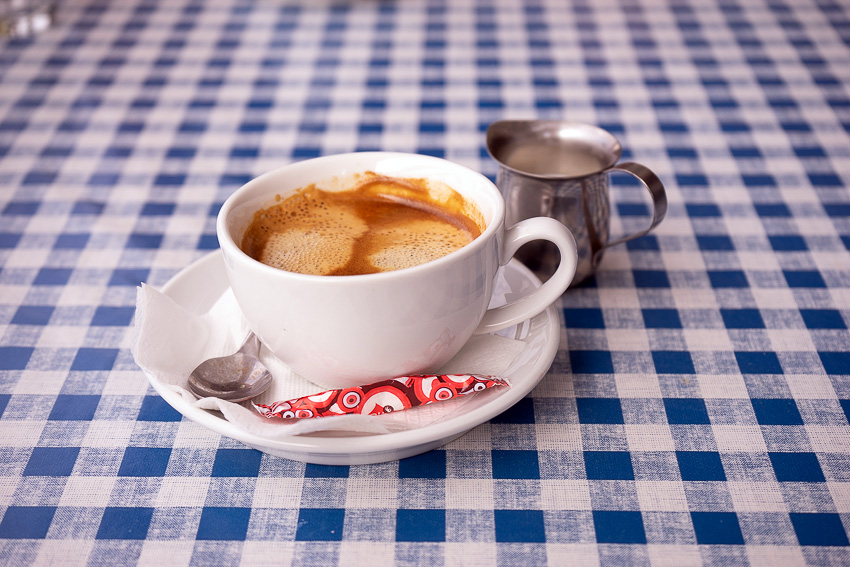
{"left": 1, "top": 0, "right": 849, "bottom": 565}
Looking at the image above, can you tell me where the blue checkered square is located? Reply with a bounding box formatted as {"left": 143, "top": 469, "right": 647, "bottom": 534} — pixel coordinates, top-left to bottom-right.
{"left": 627, "top": 235, "right": 659, "bottom": 251}
{"left": 53, "top": 233, "right": 90, "bottom": 250}
{"left": 754, "top": 203, "right": 791, "bottom": 217}
{"left": 197, "top": 234, "right": 219, "bottom": 249}
{"left": 197, "top": 507, "right": 251, "bottom": 541}
{"left": 819, "top": 352, "right": 850, "bottom": 375}
{"left": 576, "top": 398, "right": 624, "bottom": 424}
{"left": 154, "top": 174, "right": 187, "bottom": 186}
{"left": 769, "top": 453, "right": 825, "bottom": 482}
{"left": 584, "top": 452, "right": 634, "bottom": 480}
{"left": 118, "top": 447, "right": 171, "bottom": 477}
{"left": 70, "top": 348, "right": 119, "bottom": 371}
{"left": 69, "top": 200, "right": 103, "bottom": 215}
{"left": 491, "top": 450, "right": 540, "bottom": 479}
{"left": 751, "top": 399, "right": 804, "bottom": 426}
{"left": 304, "top": 464, "right": 349, "bottom": 478}
{"left": 653, "top": 351, "right": 696, "bottom": 374}
{"left": 396, "top": 509, "right": 445, "bottom": 542}
{"left": 697, "top": 235, "right": 735, "bottom": 251}
{"left": 295, "top": 509, "right": 345, "bottom": 541}
{"left": 91, "top": 306, "right": 135, "bottom": 326}
{"left": 0, "top": 233, "right": 21, "bottom": 248}
{"left": 21, "top": 171, "right": 57, "bottom": 186}
{"left": 808, "top": 174, "right": 843, "bottom": 187}
{"left": 23, "top": 447, "right": 80, "bottom": 476}
{"left": 735, "top": 352, "right": 783, "bottom": 374}
{"left": 664, "top": 399, "right": 711, "bottom": 424}
{"left": 784, "top": 270, "right": 826, "bottom": 288}
{"left": 593, "top": 511, "right": 647, "bottom": 544}
{"left": 494, "top": 510, "right": 546, "bottom": 543}
{"left": 96, "top": 507, "right": 153, "bottom": 540}
{"left": 769, "top": 235, "right": 807, "bottom": 251}
{"left": 570, "top": 351, "right": 614, "bottom": 374}
{"left": 11, "top": 306, "right": 54, "bottom": 325}
{"left": 0, "top": 347, "right": 34, "bottom": 370}
{"left": 211, "top": 449, "right": 263, "bottom": 477}
{"left": 800, "top": 310, "right": 846, "bottom": 329}
{"left": 676, "top": 452, "right": 726, "bottom": 481}
{"left": 126, "top": 232, "right": 163, "bottom": 250}
{"left": 109, "top": 269, "right": 149, "bottom": 287}
{"left": 33, "top": 268, "right": 72, "bottom": 286}
{"left": 721, "top": 309, "right": 765, "bottom": 329}
{"left": 398, "top": 451, "right": 446, "bottom": 478}
{"left": 642, "top": 309, "right": 682, "bottom": 329}
{"left": 140, "top": 202, "right": 176, "bottom": 215}
{"left": 137, "top": 396, "right": 182, "bottom": 421}
{"left": 48, "top": 395, "right": 100, "bottom": 421}
{"left": 686, "top": 204, "right": 721, "bottom": 217}
{"left": 0, "top": 507, "right": 56, "bottom": 539}
{"left": 708, "top": 271, "right": 749, "bottom": 288}
{"left": 633, "top": 270, "right": 671, "bottom": 288}
{"left": 3, "top": 201, "right": 39, "bottom": 215}
{"left": 790, "top": 514, "right": 850, "bottom": 546}
{"left": 691, "top": 512, "right": 745, "bottom": 545}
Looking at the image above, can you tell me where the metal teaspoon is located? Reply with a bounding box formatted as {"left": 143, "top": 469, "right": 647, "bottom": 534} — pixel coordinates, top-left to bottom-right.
{"left": 187, "top": 332, "right": 273, "bottom": 403}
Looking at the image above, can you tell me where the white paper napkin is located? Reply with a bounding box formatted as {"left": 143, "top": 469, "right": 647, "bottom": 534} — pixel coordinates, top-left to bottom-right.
{"left": 132, "top": 272, "right": 527, "bottom": 438}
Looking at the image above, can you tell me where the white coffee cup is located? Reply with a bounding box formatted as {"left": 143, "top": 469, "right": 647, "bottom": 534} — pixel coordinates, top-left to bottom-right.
{"left": 217, "top": 152, "right": 577, "bottom": 389}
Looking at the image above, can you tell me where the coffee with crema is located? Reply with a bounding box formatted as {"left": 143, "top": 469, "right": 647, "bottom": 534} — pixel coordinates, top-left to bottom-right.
{"left": 241, "top": 173, "right": 485, "bottom": 276}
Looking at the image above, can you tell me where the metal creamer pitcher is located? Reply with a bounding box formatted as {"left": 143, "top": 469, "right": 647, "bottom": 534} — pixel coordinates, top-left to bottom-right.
{"left": 486, "top": 120, "right": 667, "bottom": 286}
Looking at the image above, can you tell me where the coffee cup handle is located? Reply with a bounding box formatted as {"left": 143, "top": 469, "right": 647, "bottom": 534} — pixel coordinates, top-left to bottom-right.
{"left": 474, "top": 217, "right": 578, "bottom": 334}
{"left": 596, "top": 162, "right": 668, "bottom": 266}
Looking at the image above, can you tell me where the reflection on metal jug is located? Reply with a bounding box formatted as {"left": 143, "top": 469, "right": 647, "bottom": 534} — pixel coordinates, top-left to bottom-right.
{"left": 487, "top": 120, "right": 667, "bottom": 286}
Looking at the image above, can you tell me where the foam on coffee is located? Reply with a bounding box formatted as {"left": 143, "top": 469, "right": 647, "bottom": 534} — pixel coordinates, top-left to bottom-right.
{"left": 367, "top": 219, "right": 475, "bottom": 271}
{"left": 241, "top": 173, "right": 484, "bottom": 276}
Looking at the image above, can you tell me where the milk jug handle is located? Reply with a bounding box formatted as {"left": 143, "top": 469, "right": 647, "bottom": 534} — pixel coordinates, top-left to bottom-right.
{"left": 596, "top": 162, "right": 667, "bottom": 265}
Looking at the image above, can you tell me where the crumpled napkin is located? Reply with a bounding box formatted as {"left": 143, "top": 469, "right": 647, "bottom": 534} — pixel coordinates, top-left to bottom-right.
{"left": 132, "top": 270, "right": 526, "bottom": 438}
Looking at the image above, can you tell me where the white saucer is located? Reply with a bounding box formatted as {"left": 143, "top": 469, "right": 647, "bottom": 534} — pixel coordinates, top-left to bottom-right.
{"left": 145, "top": 251, "right": 560, "bottom": 465}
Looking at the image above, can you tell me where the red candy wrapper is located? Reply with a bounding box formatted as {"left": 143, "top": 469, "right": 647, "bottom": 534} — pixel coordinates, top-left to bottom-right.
{"left": 253, "top": 374, "right": 508, "bottom": 419}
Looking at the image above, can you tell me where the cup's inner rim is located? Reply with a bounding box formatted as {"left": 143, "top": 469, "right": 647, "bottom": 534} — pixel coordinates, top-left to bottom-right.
{"left": 487, "top": 120, "right": 623, "bottom": 180}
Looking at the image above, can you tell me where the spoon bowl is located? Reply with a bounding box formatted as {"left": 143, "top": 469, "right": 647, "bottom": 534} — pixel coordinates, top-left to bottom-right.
{"left": 187, "top": 332, "right": 273, "bottom": 402}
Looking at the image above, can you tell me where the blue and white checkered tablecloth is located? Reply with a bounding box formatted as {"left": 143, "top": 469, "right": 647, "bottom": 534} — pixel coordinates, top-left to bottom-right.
{"left": 1, "top": 0, "right": 849, "bottom": 565}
